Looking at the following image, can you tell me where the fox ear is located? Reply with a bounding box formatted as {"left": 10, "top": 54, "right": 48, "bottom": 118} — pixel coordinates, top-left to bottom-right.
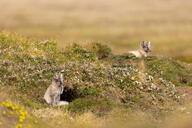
{"left": 59, "top": 73, "right": 64, "bottom": 83}
{"left": 53, "top": 74, "right": 59, "bottom": 80}
{"left": 148, "top": 41, "right": 151, "bottom": 48}
{"left": 141, "top": 41, "right": 145, "bottom": 47}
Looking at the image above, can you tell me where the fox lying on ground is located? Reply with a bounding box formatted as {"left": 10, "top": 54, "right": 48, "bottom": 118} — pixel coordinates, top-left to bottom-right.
{"left": 44, "top": 73, "right": 69, "bottom": 106}
{"left": 129, "top": 41, "right": 151, "bottom": 58}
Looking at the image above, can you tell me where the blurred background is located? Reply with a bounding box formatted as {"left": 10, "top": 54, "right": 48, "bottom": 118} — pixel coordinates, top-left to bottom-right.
{"left": 1, "top": 0, "right": 192, "bottom": 58}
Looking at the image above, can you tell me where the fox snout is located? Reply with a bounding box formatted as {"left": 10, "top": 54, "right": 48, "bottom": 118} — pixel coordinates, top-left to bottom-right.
{"left": 145, "top": 49, "right": 151, "bottom": 53}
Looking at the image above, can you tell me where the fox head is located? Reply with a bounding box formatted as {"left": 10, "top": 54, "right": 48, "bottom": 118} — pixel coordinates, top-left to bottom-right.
{"left": 53, "top": 73, "right": 64, "bottom": 87}
{"left": 141, "top": 41, "right": 151, "bottom": 54}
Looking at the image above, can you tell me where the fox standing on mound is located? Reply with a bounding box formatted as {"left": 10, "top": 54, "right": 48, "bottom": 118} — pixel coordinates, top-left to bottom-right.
{"left": 129, "top": 41, "right": 151, "bottom": 58}
{"left": 44, "top": 73, "right": 69, "bottom": 106}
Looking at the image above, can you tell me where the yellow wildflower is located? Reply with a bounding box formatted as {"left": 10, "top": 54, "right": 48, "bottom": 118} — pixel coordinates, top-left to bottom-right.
{"left": 2, "top": 110, "right": 6, "bottom": 115}
{"left": 0, "top": 121, "right": 2, "bottom": 125}
{"left": 25, "top": 111, "right": 28, "bottom": 115}
{"left": 20, "top": 111, "right": 24, "bottom": 115}
{"left": 19, "top": 115, "right": 25, "bottom": 120}
{"left": 34, "top": 120, "right": 38, "bottom": 124}
{"left": 0, "top": 104, "right": 4, "bottom": 107}
{"left": 6, "top": 102, "right": 10, "bottom": 107}
{"left": 12, "top": 106, "right": 15, "bottom": 110}
{"left": 16, "top": 124, "right": 22, "bottom": 128}
{"left": 19, "top": 119, "right": 23, "bottom": 122}
{"left": 15, "top": 105, "right": 19, "bottom": 110}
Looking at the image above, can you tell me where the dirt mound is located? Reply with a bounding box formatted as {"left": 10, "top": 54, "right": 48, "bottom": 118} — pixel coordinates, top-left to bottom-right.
{"left": 0, "top": 32, "right": 192, "bottom": 114}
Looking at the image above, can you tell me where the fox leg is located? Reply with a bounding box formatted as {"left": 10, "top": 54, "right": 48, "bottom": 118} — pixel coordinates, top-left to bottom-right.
{"left": 51, "top": 95, "right": 58, "bottom": 106}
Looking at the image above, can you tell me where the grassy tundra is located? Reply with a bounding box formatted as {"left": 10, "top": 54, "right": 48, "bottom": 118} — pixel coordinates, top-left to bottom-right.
{"left": 0, "top": 0, "right": 192, "bottom": 58}
{"left": 1, "top": 0, "right": 192, "bottom": 127}
{"left": 0, "top": 33, "right": 192, "bottom": 128}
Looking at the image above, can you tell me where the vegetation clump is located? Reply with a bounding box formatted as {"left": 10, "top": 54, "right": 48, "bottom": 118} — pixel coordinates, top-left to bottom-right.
{"left": 0, "top": 100, "right": 38, "bottom": 128}
{"left": 0, "top": 32, "right": 192, "bottom": 114}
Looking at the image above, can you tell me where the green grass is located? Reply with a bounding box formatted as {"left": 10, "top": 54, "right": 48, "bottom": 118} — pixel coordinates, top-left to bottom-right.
{"left": 68, "top": 98, "right": 114, "bottom": 115}
{"left": 1, "top": 32, "right": 192, "bottom": 128}
{"left": 146, "top": 57, "right": 192, "bottom": 86}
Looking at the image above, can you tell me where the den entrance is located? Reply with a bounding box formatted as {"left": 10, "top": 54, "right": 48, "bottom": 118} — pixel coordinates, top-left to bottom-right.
{"left": 60, "top": 87, "right": 80, "bottom": 102}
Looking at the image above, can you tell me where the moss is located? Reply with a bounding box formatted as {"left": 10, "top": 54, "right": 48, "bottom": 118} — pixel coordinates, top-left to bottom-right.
{"left": 64, "top": 43, "right": 96, "bottom": 62}
{"left": 91, "top": 43, "right": 112, "bottom": 59}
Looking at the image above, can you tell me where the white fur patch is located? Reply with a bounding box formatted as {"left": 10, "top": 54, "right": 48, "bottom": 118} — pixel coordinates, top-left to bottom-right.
{"left": 57, "top": 101, "right": 69, "bottom": 106}
{"left": 129, "top": 51, "right": 142, "bottom": 58}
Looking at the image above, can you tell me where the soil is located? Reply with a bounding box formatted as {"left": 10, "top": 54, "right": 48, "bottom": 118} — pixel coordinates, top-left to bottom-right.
{"left": 177, "top": 86, "right": 192, "bottom": 102}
